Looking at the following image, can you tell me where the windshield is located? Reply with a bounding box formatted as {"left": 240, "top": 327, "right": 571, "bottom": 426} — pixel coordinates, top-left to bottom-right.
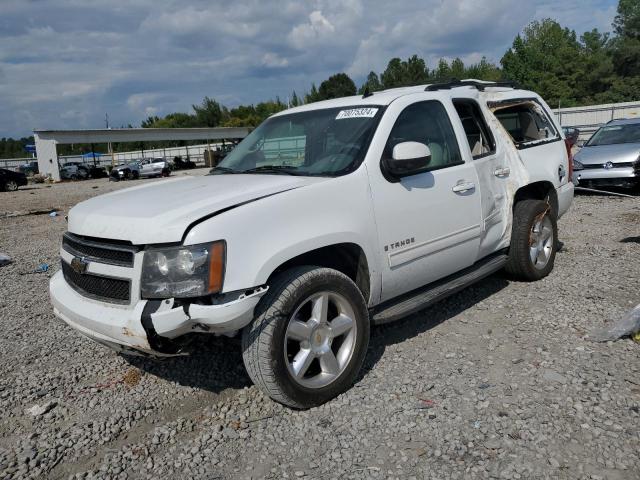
{"left": 213, "top": 106, "right": 383, "bottom": 176}
{"left": 586, "top": 123, "right": 640, "bottom": 146}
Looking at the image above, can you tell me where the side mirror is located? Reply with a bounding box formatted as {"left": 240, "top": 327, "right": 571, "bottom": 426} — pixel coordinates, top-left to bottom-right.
{"left": 385, "top": 142, "right": 432, "bottom": 178}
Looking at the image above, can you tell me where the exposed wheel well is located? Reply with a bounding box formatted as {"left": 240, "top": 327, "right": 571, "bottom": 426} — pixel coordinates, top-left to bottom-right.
{"left": 268, "top": 243, "right": 371, "bottom": 303}
{"left": 513, "top": 181, "right": 558, "bottom": 217}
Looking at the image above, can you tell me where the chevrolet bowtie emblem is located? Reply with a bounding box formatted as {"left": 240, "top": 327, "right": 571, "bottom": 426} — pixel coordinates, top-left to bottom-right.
{"left": 70, "top": 256, "right": 89, "bottom": 274}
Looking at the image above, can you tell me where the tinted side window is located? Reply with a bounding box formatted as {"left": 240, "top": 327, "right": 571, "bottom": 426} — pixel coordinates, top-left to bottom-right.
{"left": 385, "top": 101, "right": 462, "bottom": 170}
{"left": 453, "top": 100, "right": 496, "bottom": 159}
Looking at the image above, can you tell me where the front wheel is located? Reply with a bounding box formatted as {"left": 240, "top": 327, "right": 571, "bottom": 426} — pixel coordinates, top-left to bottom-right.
{"left": 505, "top": 199, "right": 558, "bottom": 281}
{"left": 242, "top": 266, "right": 370, "bottom": 408}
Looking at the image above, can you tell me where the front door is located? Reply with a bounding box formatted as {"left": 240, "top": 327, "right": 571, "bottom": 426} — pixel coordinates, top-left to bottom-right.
{"left": 367, "top": 98, "right": 483, "bottom": 302}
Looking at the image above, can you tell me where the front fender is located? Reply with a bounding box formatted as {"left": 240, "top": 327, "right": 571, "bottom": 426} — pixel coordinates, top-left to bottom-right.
{"left": 184, "top": 169, "right": 382, "bottom": 303}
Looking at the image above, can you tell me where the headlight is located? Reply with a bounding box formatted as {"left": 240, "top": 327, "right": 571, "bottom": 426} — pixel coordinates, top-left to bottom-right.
{"left": 572, "top": 159, "right": 584, "bottom": 171}
{"left": 141, "top": 241, "right": 225, "bottom": 298}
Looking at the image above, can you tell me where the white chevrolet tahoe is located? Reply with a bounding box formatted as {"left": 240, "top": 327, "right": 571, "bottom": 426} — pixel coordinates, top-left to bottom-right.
{"left": 50, "top": 80, "right": 574, "bottom": 408}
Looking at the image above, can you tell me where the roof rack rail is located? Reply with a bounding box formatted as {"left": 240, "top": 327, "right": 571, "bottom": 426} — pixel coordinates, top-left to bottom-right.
{"left": 425, "top": 79, "right": 519, "bottom": 92}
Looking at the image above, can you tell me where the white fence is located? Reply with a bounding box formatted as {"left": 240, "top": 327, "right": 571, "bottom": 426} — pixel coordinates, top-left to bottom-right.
{"left": 553, "top": 100, "right": 640, "bottom": 142}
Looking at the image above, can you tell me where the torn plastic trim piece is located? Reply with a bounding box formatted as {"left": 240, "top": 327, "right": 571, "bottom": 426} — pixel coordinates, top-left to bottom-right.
{"left": 141, "top": 299, "right": 183, "bottom": 354}
{"left": 149, "top": 285, "right": 269, "bottom": 340}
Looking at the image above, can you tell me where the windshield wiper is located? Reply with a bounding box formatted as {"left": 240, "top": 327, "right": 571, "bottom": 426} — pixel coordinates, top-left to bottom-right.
{"left": 241, "top": 165, "right": 302, "bottom": 175}
{"left": 209, "top": 166, "right": 239, "bottom": 174}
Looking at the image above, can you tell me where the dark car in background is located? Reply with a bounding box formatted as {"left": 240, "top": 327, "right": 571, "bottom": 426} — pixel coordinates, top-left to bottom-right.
{"left": 562, "top": 127, "right": 580, "bottom": 147}
{"left": 0, "top": 168, "right": 28, "bottom": 191}
{"left": 19, "top": 161, "right": 39, "bottom": 176}
{"left": 572, "top": 118, "right": 640, "bottom": 189}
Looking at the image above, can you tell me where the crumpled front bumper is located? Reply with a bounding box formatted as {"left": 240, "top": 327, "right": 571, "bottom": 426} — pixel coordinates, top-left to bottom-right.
{"left": 50, "top": 270, "right": 267, "bottom": 356}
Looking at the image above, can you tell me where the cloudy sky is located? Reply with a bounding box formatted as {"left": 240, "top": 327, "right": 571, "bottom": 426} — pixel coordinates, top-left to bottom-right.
{"left": 0, "top": 0, "right": 618, "bottom": 138}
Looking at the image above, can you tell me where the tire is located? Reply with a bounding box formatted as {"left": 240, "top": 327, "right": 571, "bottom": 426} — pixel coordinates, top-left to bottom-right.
{"left": 242, "top": 266, "right": 370, "bottom": 408}
{"left": 132, "top": 170, "right": 140, "bottom": 180}
{"left": 505, "top": 199, "right": 558, "bottom": 281}
{"left": 5, "top": 180, "right": 18, "bottom": 191}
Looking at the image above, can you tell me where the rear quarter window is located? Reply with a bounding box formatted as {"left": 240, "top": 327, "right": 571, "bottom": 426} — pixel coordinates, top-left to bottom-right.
{"left": 489, "top": 99, "right": 559, "bottom": 149}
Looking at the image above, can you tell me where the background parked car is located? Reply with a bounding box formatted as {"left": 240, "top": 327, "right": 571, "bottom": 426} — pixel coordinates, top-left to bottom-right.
{"left": 140, "top": 158, "right": 171, "bottom": 177}
{"left": 562, "top": 126, "right": 580, "bottom": 147}
{"left": 110, "top": 162, "right": 140, "bottom": 181}
{"left": 110, "top": 158, "right": 171, "bottom": 181}
{"left": 87, "top": 165, "right": 109, "bottom": 178}
{"left": 19, "top": 161, "right": 39, "bottom": 176}
{"left": 572, "top": 118, "right": 640, "bottom": 189}
{"left": 60, "top": 162, "right": 90, "bottom": 180}
{"left": 0, "top": 168, "right": 28, "bottom": 191}
{"left": 172, "top": 155, "right": 196, "bottom": 170}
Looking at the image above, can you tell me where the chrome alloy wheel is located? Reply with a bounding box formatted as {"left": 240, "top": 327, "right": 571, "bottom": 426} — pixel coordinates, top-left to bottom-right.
{"left": 529, "top": 214, "right": 554, "bottom": 270}
{"left": 284, "top": 291, "right": 357, "bottom": 389}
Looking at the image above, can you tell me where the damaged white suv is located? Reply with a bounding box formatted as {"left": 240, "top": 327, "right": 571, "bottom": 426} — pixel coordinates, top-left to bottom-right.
{"left": 50, "top": 80, "right": 574, "bottom": 408}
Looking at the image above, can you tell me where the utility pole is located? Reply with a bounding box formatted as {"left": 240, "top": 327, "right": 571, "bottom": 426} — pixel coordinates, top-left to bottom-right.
{"left": 105, "top": 113, "right": 114, "bottom": 167}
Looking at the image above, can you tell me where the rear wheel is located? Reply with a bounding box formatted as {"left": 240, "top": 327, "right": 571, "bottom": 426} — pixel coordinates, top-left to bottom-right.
{"left": 242, "top": 266, "right": 370, "bottom": 408}
{"left": 5, "top": 180, "right": 18, "bottom": 191}
{"left": 506, "top": 199, "right": 558, "bottom": 281}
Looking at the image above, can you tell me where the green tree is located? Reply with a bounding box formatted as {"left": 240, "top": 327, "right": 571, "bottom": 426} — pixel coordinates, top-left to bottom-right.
{"left": 317, "top": 73, "right": 357, "bottom": 100}
{"left": 304, "top": 83, "right": 321, "bottom": 103}
{"left": 290, "top": 91, "right": 301, "bottom": 107}
{"left": 358, "top": 71, "right": 383, "bottom": 94}
{"left": 578, "top": 29, "right": 616, "bottom": 101}
{"left": 449, "top": 58, "right": 466, "bottom": 79}
{"left": 464, "top": 57, "right": 503, "bottom": 81}
{"left": 141, "top": 115, "right": 160, "bottom": 128}
{"left": 613, "top": 0, "right": 640, "bottom": 38}
{"left": 501, "top": 19, "right": 583, "bottom": 106}
{"left": 380, "top": 55, "right": 430, "bottom": 88}
{"left": 192, "top": 96, "right": 228, "bottom": 127}
{"left": 152, "top": 112, "right": 199, "bottom": 128}
{"left": 433, "top": 58, "right": 452, "bottom": 80}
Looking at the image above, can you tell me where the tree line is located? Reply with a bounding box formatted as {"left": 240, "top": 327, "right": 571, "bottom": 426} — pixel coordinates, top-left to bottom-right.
{"left": 2, "top": 0, "right": 639, "bottom": 159}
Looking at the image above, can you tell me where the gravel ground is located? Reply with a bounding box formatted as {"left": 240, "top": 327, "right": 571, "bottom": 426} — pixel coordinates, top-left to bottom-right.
{"left": 0, "top": 178, "right": 639, "bottom": 480}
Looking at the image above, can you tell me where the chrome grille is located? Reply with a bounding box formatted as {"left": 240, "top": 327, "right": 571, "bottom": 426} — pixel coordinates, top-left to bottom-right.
{"left": 582, "top": 161, "right": 638, "bottom": 169}
{"left": 62, "top": 233, "right": 138, "bottom": 267}
{"left": 61, "top": 261, "right": 131, "bottom": 304}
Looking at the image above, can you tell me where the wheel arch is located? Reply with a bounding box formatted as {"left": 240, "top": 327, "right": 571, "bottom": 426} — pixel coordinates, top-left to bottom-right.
{"left": 513, "top": 181, "right": 558, "bottom": 217}
{"left": 266, "top": 243, "right": 372, "bottom": 304}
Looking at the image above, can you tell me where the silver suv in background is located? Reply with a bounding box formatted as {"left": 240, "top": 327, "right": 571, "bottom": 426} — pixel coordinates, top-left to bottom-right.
{"left": 110, "top": 158, "right": 171, "bottom": 181}
{"left": 572, "top": 118, "right": 640, "bottom": 189}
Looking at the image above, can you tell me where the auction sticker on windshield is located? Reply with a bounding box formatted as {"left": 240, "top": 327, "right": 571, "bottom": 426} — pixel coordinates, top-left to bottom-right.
{"left": 336, "top": 108, "right": 378, "bottom": 120}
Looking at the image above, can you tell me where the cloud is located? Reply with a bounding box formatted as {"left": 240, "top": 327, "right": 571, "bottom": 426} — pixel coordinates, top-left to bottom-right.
{"left": 0, "top": 0, "right": 617, "bottom": 138}
{"left": 288, "top": 10, "right": 336, "bottom": 47}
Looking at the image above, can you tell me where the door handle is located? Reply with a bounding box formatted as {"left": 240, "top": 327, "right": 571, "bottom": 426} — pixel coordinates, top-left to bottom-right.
{"left": 452, "top": 181, "right": 476, "bottom": 193}
{"left": 494, "top": 167, "right": 510, "bottom": 177}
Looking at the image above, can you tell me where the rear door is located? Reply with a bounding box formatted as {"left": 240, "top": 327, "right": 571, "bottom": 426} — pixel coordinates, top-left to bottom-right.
{"left": 452, "top": 98, "right": 510, "bottom": 258}
{"left": 140, "top": 159, "right": 154, "bottom": 176}
{"left": 367, "top": 97, "right": 483, "bottom": 302}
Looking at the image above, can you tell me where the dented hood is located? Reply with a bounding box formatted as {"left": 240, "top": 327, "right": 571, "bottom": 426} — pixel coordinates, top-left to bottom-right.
{"left": 68, "top": 174, "right": 325, "bottom": 244}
